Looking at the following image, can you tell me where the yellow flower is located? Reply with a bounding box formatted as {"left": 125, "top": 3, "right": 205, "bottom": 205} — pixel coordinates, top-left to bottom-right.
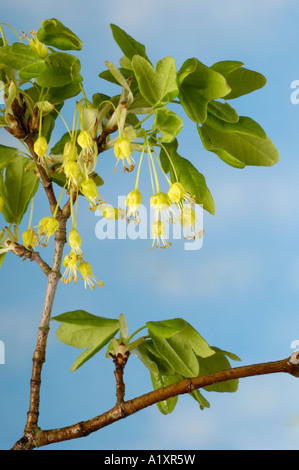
{"left": 78, "top": 261, "right": 104, "bottom": 290}
{"left": 80, "top": 178, "right": 103, "bottom": 207}
{"left": 29, "top": 37, "right": 48, "bottom": 58}
{"left": 34, "top": 136, "right": 49, "bottom": 163}
{"left": 64, "top": 161, "right": 80, "bottom": 186}
{"left": 179, "top": 206, "right": 203, "bottom": 240}
{"left": 114, "top": 136, "right": 135, "bottom": 171}
{"left": 62, "top": 251, "right": 79, "bottom": 284}
{"left": 150, "top": 192, "right": 175, "bottom": 223}
{"left": 63, "top": 141, "right": 78, "bottom": 162}
{"left": 68, "top": 228, "right": 82, "bottom": 254}
{"left": 22, "top": 228, "right": 39, "bottom": 250}
{"left": 151, "top": 220, "right": 171, "bottom": 250}
{"left": 168, "top": 182, "right": 193, "bottom": 206}
{"left": 77, "top": 130, "right": 93, "bottom": 150}
{"left": 125, "top": 189, "right": 142, "bottom": 219}
{"left": 38, "top": 216, "right": 59, "bottom": 245}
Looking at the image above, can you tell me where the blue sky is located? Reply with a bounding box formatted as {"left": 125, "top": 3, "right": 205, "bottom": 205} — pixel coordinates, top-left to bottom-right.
{"left": 1, "top": 0, "right": 299, "bottom": 450}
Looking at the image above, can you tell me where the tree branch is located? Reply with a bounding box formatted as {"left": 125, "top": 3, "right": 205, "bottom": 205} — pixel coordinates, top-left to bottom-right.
{"left": 10, "top": 242, "right": 52, "bottom": 276}
{"left": 24, "top": 216, "right": 67, "bottom": 434}
{"left": 11, "top": 351, "right": 299, "bottom": 450}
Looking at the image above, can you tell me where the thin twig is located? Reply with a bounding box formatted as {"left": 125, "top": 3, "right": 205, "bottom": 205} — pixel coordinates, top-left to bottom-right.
{"left": 11, "top": 243, "right": 52, "bottom": 276}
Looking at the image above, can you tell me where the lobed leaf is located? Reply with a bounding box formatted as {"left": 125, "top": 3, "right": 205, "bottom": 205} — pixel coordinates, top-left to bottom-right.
{"left": 37, "top": 18, "right": 83, "bottom": 51}
{"left": 178, "top": 58, "right": 231, "bottom": 123}
{"left": 52, "top": 310, "right": 120, "bottom": 371}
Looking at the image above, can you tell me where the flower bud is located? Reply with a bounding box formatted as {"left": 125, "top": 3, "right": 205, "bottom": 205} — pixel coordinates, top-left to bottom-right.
{"left": 22, "top": 228, "right": 39, "bottom": 250}
{"left": 34, "top": 136, "right": 48, "bottom": 158}
{"left": 77, "top": 130, "right": 93, "bottom": 150}
{"left": 29, "top": 38, "right": 48, "bottom": 58}
{"left": 63, "top": 141, "right": 78, "bottom": 162}
{"left": 68, "top": 228, "right": 82, "bottom": 254}
{"left": 64, "top": 161, "right": 80, "bottom": 185}
{"left": 80, "top": 178, "right": 99, "bottom": 205}
{"left": 102, "top": 207, "right": 119, "bottom": 220}
{"left": 38, "top": 216, "right": 59, "bottom": 244}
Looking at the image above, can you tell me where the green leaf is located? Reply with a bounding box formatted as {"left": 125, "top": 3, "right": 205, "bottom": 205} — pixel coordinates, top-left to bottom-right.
{"left": 52, "top": 310, "right": 120, "bottom": 371}
{"left": 173, "top": 323, "right": 215, "bottom": 359}
{"left": 207, "top": 100, "right": 239, "bottom": 124}
{"left": 211, "top": 346, "right": 241, "bottom": 362}
{"left": 0, "top": 156, "right": 40, "bottom": 225}
{"left": 36, "top": 52, "right": 82, "bottom": 88}
{"left": 211, "top": 61, "right": 266, "bottom": 100}
{"left": 0, "top": 43, "right": 40, "bottom": 70}
{"left": 110, "top": 24, "right": 149, "bottom": 61}
{"left": 48, "top": 81, "right": 82, "bottom": 102}
{"left": 132, "top": 55, "right": 179, "bottom": 107}
{"left": 198, "top": 122, "right": 279, "bottom": 168}
{"left": 205, "top": 114, "right": 266, "bottom": 139}
{"left": 0, "top": 253, "right": 6, "bottom": 270}
{"left": 151, "top": 373, "right": 180, "bottom": 415}
{"left": 0, "top": 144, "right": 19, "bottom": 170}
{"left": 19, "top": 60, "right": 47, "bottom": 80}
{"left": 134, "top": 340, "right": 175, "bottom": 377}
{"left": 210, "top": 60, "right": 243, "bottom": 77}
{"left": 198, "top": 353, "right": 239, "bottom": 393}
{"left": 160, "top": 146, "right": 215, "bottom": 215}
{"left": 37, "top": 18, "right": 83, "bottom": 51}
{"left": 149, "top": 331, "right": 199, "bottom": 377}
{"left": 146, "top": 318, "right": 187, "bottom": 338}
{"left": 154, "top": 108, "right": 183, "bottom": 143}
{"left": 178, "top": 58, "right": 231, "bottom": 123}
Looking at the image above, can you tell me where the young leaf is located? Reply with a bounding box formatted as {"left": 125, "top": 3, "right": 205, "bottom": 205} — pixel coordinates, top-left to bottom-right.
{"left": 205, "top": 114, "right": 266, "bottom": 139}
{"left": 150, "top": 372, "right": 180, "bottom": 415}
{"left": 37, "top": 18, "right": 83, "bottom": 51}
{"left": 0, "top": 253, "right": 6, "bottom": 270}
{"left": 207, "top": 100, "right": 239, "bottom": 124}
{"left": 19, "top": 60, "right": 48, "bottom": 80}
{"left": 190, "top": 389, "right": 210, "bottom": 410}
{"left": 36, "top": 52, "right": 82, "bottom": 88}
{"left": 211, "top": 61, "right": 266, "bottom": 99}
{"left": 0, "top": 156, "right": 40, "bottom": 225}
{"left": 132, "top": 55, "right": 179, "bottom": 107}
{"left": 148, "top": 332, "right": 199, "bottom": 377}
{"left": 52, "top": 310, "right": 120, "bottom": 371}
{"left": 146, "top": 318, "right": 187, "bottom": 338}
{"left": 178, "top": 58, "right": 231, "bottom": 123}
{"left": 0, "top": 144, "right": 19, "bottom": 170}
{"left": 198, "top": 122, "right": 279, "bottom": 168}
{"left": 198, "top": 353, "right": 239, "bottom": 393}
{"left": 154, "top": 108, "right": 183, "bottom": 143}
{"left": 0, "top": 43, "right": 40, "bottom": 70}
{"left": 110, "top": 24, "right": 149, "bottom": 62}
{"left": 134, "top": 340, "right": 175, "bottom": 377}
{"left": 173, "top": 323, "right": 215, "bottom": 359}
{"left": 160, "top": 146, "right": 215, "bottom": 215}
